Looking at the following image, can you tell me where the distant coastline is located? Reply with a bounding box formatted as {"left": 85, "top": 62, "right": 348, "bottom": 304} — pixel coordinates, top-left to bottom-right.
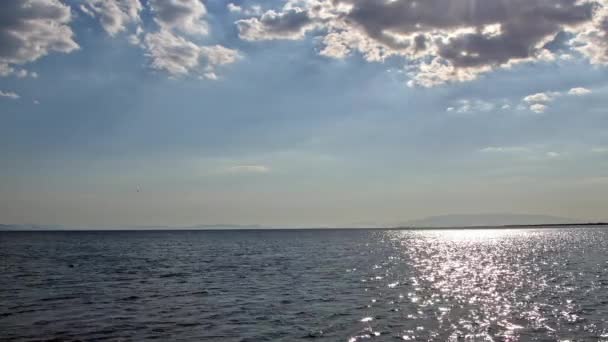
{"left": 390, "top": 222, "right": 608, "bottom": 230}
{"left": 1, "top": 222, "right": 607, "bottom": 231}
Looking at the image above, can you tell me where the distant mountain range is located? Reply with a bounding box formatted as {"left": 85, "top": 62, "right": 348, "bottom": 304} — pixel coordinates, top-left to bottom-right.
{"left": 399, "top": 213, "right": 586, "bottom": 228}
{"left": 0, "top": 224, "right": 67, "bottom": 231}
{"left": 0, "top": 214, "right": 604, "bottom": 231}
{"left": 0, "top": 224, "right": 267, "bottom": 231}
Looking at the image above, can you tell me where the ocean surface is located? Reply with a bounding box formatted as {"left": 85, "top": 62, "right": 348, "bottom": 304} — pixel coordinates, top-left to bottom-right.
{"left": 2, "top": 227, "right": 608, "bottom": 341}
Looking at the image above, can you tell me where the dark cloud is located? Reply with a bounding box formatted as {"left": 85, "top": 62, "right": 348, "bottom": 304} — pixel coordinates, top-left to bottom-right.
{"left": 259, "top": 9, "right": 312, "bottom": 34}
{"left": 237, "top": 0, "right": 607, "bottom": 86}
{"left": 340, "top": 0, "right": 595, "bottom": 66}
{"left": 419, "top": 0, "right": 592, "bottom": 67}
{"left": 413, "top": 34, "right": 427, "bottom": 52}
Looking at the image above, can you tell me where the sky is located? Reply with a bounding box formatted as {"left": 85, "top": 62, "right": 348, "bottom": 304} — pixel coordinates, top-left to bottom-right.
{"left": 1, "top": 0, "right": 607, "bottom": 227}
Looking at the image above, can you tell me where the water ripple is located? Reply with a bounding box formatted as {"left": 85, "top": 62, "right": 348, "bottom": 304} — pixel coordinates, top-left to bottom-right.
{"left": 1, "top": 228, "right": 608, "bottom": 341}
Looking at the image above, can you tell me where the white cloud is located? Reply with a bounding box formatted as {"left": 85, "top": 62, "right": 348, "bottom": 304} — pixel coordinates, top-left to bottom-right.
{"left": 226, "top": 165, "right": 270, "bottom": 173}
{"left": 79, "top": 4, "right": 94, "bottom": 17}
{"left": 236, "top": 0, "right": 608, "bottom": 86}
{"left": 74, "top": 0, "right": 241, "bottom": 79}
{"left": 144, "top": 30, "right": 202, "bottom": 76}
{"left": 14, "top": 69, "right": 28, "bottom": 78}
{"left": 144, "top": 30, "right": 240, "bottom": 78}
{"left": 81, "top": 0, "right": 142, "bottom": 36}
{"left": 568, "top": 87, "right": 592, "bottom": 96}
{"left": 137, "top": 0, "right": 240, "bottom": 78}
{"left": 522, "top": 91, "right": 560, "bottom": 113}
{"left": 407, "top": 58, "right": 491, "bottom": 88}
{"left": 0, "top": 64, "right": 13, "bottom": 77}
{"left": 480, "top": 146, "right": 566, "bottom": 160}
{"left": 591, "top": 147, "right": 608, "bottom": 153}
{"left": 227, "top": 3, "right": 242, "bottom": 13}
{"left": 203, "top": 72, "right": 218, "bottom": 80}
{"left": 127, "top": 26, "right": 144, "bottom": 45}
{"left": 529, "top": 103, "right": 548, "bottom": 113}
{"left": 572, "top": 2, "right": 608, "bottom": 65}
{"left": 447, "top": 99, "right": 496, "bottom": 114}
{"left": 237, "top": 8, "right": 316, "bottom": 41}
{"left": 480, "top": 146, "right": 530, "bottom": 154}
{"left": 523, "top": 92, "right": 557, "bottom": 104}
{"left": 0, "top": 0, "right": 79, "bottom": 75}
{"left": 522, "top": 87, "right": 592, "bottom": 112}
{"left": 200, "top": 45, "right": 241, "bottom": 66}
{"left": 0, "top": 90, "right": 20, "bottom": 99}
{"left": 446, "top": 99, "right": 504, "bottom": 114}
{"left": 228, "top": 4, "right": 262, "bottom": 16}
{"left": 149, "top": 0, "right": 208, "bottom": 36}
{"left": 0, "top": 64, "right": 37, "bottom": 78}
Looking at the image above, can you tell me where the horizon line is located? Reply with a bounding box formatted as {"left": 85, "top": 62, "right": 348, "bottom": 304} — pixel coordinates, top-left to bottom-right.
{"left": 1, "top": 222, "right": 607, "bottom": 232}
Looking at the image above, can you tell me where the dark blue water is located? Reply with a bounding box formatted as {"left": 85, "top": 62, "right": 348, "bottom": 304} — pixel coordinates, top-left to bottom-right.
{"left": 2, "top": 227, "right": 608, "bottom": 341}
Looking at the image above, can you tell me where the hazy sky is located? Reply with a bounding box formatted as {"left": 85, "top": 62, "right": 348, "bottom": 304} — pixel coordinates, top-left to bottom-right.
{"left": 1, "top": 0, "right": 607, "bottom": 227}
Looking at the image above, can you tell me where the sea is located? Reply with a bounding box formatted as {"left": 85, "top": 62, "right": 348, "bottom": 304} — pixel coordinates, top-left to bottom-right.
{"left": 2, "top": 227, "right": 608, "bottom": 341}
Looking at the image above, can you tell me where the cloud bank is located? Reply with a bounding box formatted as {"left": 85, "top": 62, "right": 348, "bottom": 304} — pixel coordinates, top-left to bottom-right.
{"left": 1, "top": 0, "right": 606, "bottom": 84}
{"left": 1, "top": 0, "right": 239, "bottom": 79}
{"left": 237, "top": 0, "right": 608, "bottom": 86}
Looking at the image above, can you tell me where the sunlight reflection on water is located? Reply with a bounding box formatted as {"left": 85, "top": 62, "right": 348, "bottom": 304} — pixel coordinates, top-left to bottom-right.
{"left": 412, "top": 228, "right": 524, "bottom": 241}
{"left": 352, "top": 228, "right": 608, "bottom": 341}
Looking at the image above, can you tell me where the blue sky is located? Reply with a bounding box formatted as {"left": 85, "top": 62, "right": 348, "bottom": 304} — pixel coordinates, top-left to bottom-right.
{"left": 1, "top": 0, "right": 608, "bottom": 227}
